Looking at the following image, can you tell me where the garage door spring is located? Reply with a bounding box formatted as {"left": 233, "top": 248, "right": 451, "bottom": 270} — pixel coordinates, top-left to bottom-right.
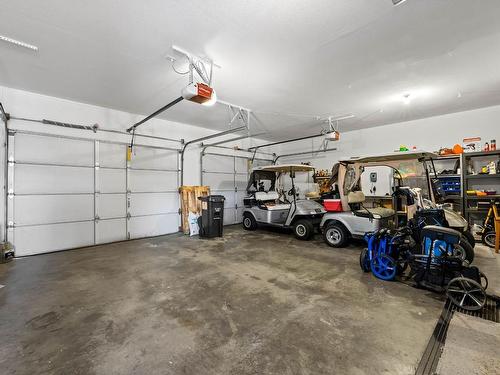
{"left": 42, "top": 119, "right": 98, "bottom": 132}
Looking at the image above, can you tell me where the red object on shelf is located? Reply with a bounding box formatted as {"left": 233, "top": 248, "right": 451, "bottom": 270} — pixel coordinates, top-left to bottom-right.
{"left": 324, "top": 199, "right": 343, "bottom": 212}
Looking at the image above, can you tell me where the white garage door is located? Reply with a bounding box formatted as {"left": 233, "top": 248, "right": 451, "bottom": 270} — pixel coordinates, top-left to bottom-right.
{"left": 7, "top": 131, "right": 180, "bottom": 256}
{"left": 201, "top": 152, "right": 273, "bottom": 225}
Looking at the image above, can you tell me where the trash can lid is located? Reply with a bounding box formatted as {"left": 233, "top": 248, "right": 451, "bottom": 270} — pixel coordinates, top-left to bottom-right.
{"left": 198, "top": 195, "right": 226, "bottom": 202}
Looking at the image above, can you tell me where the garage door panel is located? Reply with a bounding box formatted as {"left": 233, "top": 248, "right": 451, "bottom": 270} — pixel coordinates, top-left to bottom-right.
{"left": 99, "top": 143, "right": 125, "bottom": 168}
{"left": 236, "top": 207, "right": 244, "bottom": 224}
{"left": 235, "top": 174, "right": 248, "bottom": 190}
{"left": 10, "top": 132, "right": 182, "bottom": 255}
{"left": 236, "top": 191, "right": 247, "bottom": 207}
{"left": 12, "top": 221, "right": 94, "bottom": 256}
{"left": 203, "top": 154, "right": 234, "bottom": 173}
{"left": 223, "top": 208, "right": 236, "bottom": 225}
{"left": 252, "top": 159, "right": 272, "bottom": 168}
{"left": 98, "top": 168, "right": 126, "bottom": 193}
{"left": 97, "top": 194, "right": 126, "bottom": 219}
{"left": 14, "top": 195, "right": 94, "bottom": 226}
{"left": 96, "top": 218, "right": 126, "bottom": 244}
{"left": 129, "top": 193, "right": 178, "bottom": 216}
{"left": 129, "top": 170, "right": 177, "bottom": 192}
{"left": 129, "top": 213, "right": 179, "bottom": 239}
{"left": 14, "top": 133, "right": 94, "bottom": 166}
{"left": 130, "top": 147, "right": 178, "bottom": 170}
{"left": 211, "top": 190, "right": 235, "bottom": 208}
{"left": 203, "top": 173, "right": 235, "bottom": 191}
{"left": 15, "top": 164, "right": 94, "bottom": 194}
{"left": 235, "top": 158, "right": 248, "bottom": 173}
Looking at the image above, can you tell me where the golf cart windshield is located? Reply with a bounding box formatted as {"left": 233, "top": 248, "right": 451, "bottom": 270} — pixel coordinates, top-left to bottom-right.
{"left": 248, "top": 164, "right": 318, "bottom": 199}
{"left": 336, "top": 151, "right": 440, "bottom": 210}
{"left": 246, "top": 170, "right": 277, "bottom": 192}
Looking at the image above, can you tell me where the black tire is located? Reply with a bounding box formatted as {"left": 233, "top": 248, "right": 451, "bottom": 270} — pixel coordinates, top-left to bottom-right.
{"left": 446, "top": 277, "right": 486, "bottom": 311}
{"left": 359, "top": 248, "right": 370, "bottom": 272}
{"left": 293, "top": 219, "right": 314, "bottom": 241}
{"left": 454, "top": 237, "right": 475, "bottom": 264}
{"left": 481, "top": 231, "right": 496, "bottom": 248}
{"left": 242, "top": 213, "right": 257, "bottom": 231}
{"left": 462, "top": 230, "right": 476, "bottom": 249}
{"left": 479, "top": 271, "right": 488, "bottom": 291}
{"left": 323, "top": 222, "right": 349, "bottom": 247}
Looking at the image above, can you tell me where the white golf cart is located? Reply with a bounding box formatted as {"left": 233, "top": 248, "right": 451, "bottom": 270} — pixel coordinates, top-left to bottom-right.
{"left": 242, "top": 164, "right": 326, "bottom": 240}
{"left": 321, "top": 151, "right": 475, "bottom": 255}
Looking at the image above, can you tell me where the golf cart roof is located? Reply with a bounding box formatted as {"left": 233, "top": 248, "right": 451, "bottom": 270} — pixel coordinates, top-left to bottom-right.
{"left": 341, "top": 151, "right": 439, "bottom": 164}
{"left": 255, "top": 164, "right": 315, "bottom": 173}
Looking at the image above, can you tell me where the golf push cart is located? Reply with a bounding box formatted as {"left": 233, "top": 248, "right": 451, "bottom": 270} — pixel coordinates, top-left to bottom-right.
{"left": 242, "top": 164, "right": 326, "bottom": 240}
{"left": 320, "top": 151, "right": 475, "bottom": 260}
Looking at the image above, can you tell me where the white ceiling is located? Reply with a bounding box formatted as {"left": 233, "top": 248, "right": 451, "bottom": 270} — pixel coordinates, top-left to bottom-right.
{"left": 1, "top": 0, "right": 500, "bottom": 140}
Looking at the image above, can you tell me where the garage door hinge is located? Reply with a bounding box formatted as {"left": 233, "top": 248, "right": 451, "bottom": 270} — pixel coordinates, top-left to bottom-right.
{"left": 178, "top": 208, "right": 182, "bottom": 215}
{"left": 7, "top": 221, "right": 14, "bottom": 228}
{"left": 94, "top": 215, "right": 100, "bottom": 222}
{"left": 235, "top": 187, "right": 238, "bottom": 192}
{"left": 126, "top": 213, "right": 131, "bottom": 219}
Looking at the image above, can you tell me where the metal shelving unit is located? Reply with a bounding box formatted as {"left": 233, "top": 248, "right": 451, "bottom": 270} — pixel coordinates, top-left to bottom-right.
{"left": 461, "top": 149, "right": 500, "bottom": 227}
{"left": 432, "top": 154, "right": 463, "bottom": 213}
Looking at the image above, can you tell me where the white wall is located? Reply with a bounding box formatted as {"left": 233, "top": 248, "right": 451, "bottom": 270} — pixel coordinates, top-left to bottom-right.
{"left": 0, "top": 85, "right": 268, "bottom": 242}
{"left": 273, "top": 105, "right": 500, "bottom": 169}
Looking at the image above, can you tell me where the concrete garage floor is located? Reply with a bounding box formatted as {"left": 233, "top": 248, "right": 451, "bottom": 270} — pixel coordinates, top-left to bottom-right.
{"left": 2, "top": 226, "right": 493, "bottom": 375}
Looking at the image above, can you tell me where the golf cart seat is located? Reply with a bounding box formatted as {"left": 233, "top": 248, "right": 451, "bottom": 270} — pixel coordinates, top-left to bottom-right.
{"left": 255, "top": 191, "right": 291, "bottom": 210}
{"left": 348, "top": 191, "right": 395, "bottom": 219}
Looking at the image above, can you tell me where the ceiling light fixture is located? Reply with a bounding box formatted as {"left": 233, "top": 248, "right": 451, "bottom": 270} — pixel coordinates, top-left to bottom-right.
{"left": 0, "top": 35, "right": 38, "bottom": 51}
{"left": 392, "top": 0, "right": 408, "bottom": 6}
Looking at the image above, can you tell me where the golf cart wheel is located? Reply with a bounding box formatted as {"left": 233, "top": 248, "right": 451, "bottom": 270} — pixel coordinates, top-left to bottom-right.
{"left": 446, "top": 277, "right": 486, "bottom": 311}
{"left": 359, "top": 248, "right": 370, "bottom": 272}
{"left": 481, "top": 231, "right": 496, "bottom": 248}
{"left": 453, "top": 238, "right": 475, "bottom": 264}
{"left": 323, "top": 223, "right": 349, "bottom": 247}
{"left": 370, "top": 254, "right": 397, "bottom": 281}
{"left": 293, "top": 219, "right": 314, "bottom": 240}
{"left": 242, "top": 213, "right": 257, "bottom": 231}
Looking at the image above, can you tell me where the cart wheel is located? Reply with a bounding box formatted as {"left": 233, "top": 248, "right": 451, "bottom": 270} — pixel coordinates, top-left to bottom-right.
{"left": 479, "top": 272, "right": 488, "bottom": 291}
{"left": 359, "top": 248, "right": 370, "bottom": 272}
{"left": 481, "top": 231, "right": 496, "bottom": 248}
{"left": 293, "top": 219, "right": 314, "bottom": 241}
{"left": 242, "top": 213, "right": 257, "bottom": 231}
{"left": 446, "top": 277, "right": 486, "bottom": 311}
{"left": 453, "top": 239, "right": 475, "bottom": 263}
{"left": 370, "top": 254, "right": 397, "bottom": 281}
{"left": 323, "top": 223, "right": 349, "bottom": 247}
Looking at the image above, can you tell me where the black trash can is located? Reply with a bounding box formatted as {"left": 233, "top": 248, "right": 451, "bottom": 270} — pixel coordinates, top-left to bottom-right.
{"left": 197, "top": 195, "right": 225, "bottom": 238}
